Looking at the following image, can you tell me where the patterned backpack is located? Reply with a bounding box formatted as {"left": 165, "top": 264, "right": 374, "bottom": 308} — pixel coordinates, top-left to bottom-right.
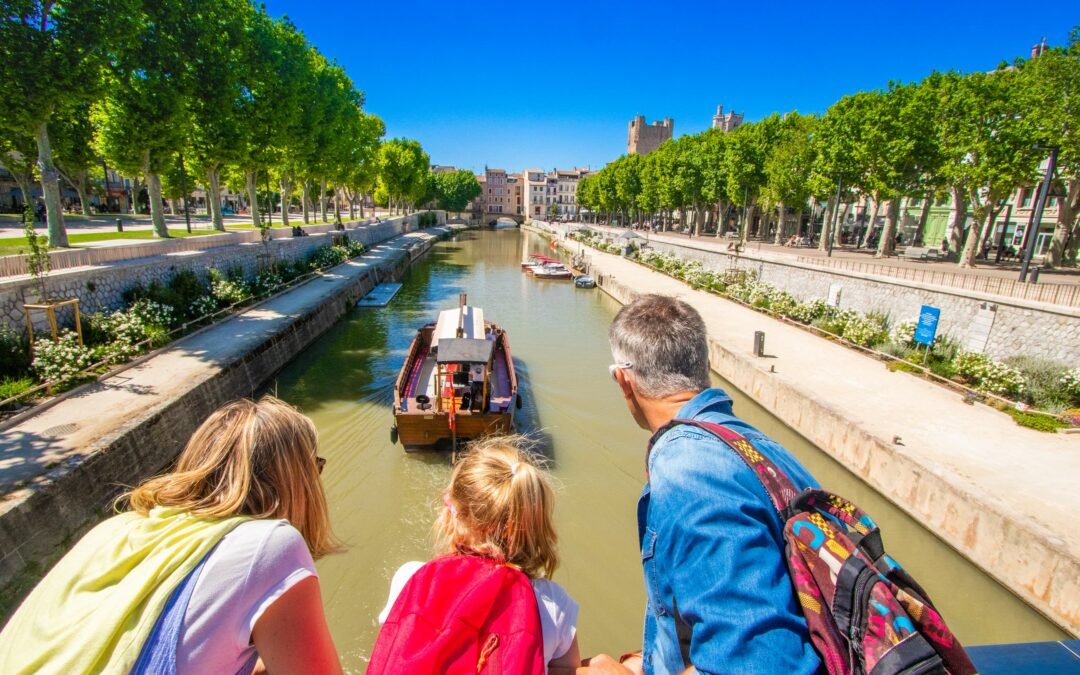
{"left": 651, "top": 419, "right": 977, "bottom": 675}
{"left": 367, "top": 554, "right": 546, "bottom": 674}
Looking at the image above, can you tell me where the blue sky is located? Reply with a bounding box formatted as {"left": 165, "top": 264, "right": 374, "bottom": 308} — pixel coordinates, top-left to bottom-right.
{"left": 262, "top": 1, "right": 1077, "bottom": 174}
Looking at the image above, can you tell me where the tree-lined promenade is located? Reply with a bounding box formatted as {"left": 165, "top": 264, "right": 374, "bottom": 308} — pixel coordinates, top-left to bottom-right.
{"left": 577, "top": 30, "right": 1080, "bottom": 269}
{"left": 0, "top": 0, "right": 480, "bottom": 249}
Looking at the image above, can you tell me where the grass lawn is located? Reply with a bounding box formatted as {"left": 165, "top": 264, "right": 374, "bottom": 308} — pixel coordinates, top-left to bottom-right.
{"left": 0, "top": 228, "right": 230, "bottom": 255}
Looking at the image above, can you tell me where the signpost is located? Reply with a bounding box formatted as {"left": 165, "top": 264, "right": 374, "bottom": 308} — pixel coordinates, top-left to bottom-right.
{"left": 914, "top": 304, "right": 940, "bottom": 363}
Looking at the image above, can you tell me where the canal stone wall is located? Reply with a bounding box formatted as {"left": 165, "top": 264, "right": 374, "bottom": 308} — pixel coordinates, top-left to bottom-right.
{"left": 0, "top": 224, "right": 455, "bottom": 619}
{"left": 582, "top": 246, "right": 1080, "bottom": 637}
{"left": 641, "top": 239, "right": 1080, "bottom": 364}
{"left": 0, "top": 212, "right": 445, "bottom": 333}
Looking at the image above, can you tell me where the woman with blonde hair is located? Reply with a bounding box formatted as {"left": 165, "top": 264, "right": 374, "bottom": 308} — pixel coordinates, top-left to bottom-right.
{"left": 370, "top": 436, "right": 580, "bottom": 674}
{"left": 0, "top": 396, "right": 342, "bottom": 675}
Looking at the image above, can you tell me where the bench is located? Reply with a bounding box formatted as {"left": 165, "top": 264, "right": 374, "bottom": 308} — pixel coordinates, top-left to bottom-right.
{"left": 902, "top": 246, "right": 931, "bottom": 261}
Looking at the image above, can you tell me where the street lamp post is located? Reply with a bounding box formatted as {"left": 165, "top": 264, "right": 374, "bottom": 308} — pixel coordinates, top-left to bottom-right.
{"left": 1019, "top": 146, "right": 1058, "bottom": 282}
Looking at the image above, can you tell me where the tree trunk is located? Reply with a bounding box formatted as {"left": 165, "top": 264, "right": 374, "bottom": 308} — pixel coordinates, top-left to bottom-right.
{"left": 245, "top": 170, "right": 260, "bottom": 228}
{"left": 818, "top": 197, "right": 835, "bottom": 252}
{"left": 915, "top": 193, "right": 932, "bottom": 245}
{"left": 143, "top": 151, "right": 169, "bottom": 238}
{"left": 319, "top": 178, "right": 327, "bottom": 222}
{"left": 740, "top": 204, "right": 756, "bottom": 245}
{"left": 301, "top": 182, "right": 310, "bottom": 224}
{"left": 959, "top": 197, "right": 992, "bottom": 268}
{"left": 347, "top": 190, "right": 356, "bottom": 220}
{"left": 1046, "top": 179, "right": 1079, "bottom": 268}
{"left": 876, "top": 198, "right": 901, "bottom": 258}
{"left": 207, "top": 165, "right": 225, "bottom": 231}
{"left": 35, "top": 122, "right": 67, "bottom": 247}
{"left": 75, "top": 174, "right": 90, "bottom": 217}
{"left": 947, "top": 187, "right": 966, "bottom": 256}
{"left": 773, "top": 202, "right": 786, "bottom": 245}
{"left": 280, "top": 175, "right": 292, "bottom": 229}
{"left": 861, "top": 199, "right": 880, "bottom": 248}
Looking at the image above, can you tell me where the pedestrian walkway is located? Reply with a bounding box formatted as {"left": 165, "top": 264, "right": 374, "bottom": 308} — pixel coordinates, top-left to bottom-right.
{"left": 0, "top": 226, "right": 455, "bottom": 498}
{"left": 580, "top": 242, "right": 1080, "bottom": 635}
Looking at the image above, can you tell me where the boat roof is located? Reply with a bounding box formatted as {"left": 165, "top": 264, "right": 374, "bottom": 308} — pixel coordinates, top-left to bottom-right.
{"left": 434, "top": 305, "right": 485, "bottom": 344}
{"left": 437, "top": 338, "right": 494, "bottom": 364}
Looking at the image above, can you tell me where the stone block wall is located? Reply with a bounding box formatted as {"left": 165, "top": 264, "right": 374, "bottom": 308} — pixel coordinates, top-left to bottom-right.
{"left": 645, "top": 241, "right": 1080, "bottom": 364}
{"left": 0, "top": 212, "right": 444, "bottom": 334}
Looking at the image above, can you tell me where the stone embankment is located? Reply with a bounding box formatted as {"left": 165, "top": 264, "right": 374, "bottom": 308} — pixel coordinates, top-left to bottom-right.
{"left": 529, "top": 223, "right": 1080, "bottom": 637}
{"left": 564, "top": 224, "right": 1080, "bottom": 364}
{"left": 0, "top": 219, "right": 463, "bottom": 618}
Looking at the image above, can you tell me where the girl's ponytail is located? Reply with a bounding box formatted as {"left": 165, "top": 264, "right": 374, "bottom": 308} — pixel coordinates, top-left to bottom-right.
{"left": 435, "top": 436, "right": 559, "bottom": 579}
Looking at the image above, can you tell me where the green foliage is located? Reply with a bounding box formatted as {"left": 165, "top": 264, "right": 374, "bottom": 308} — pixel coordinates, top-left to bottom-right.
{"left": 1005, "top": 356, "right": 1073, "bottom": 411}
{"left": 1006, "top": 408, "right": 1067, "bottom": 433}
{"left": 23, "top": 215, "right": 51, "bottom": 295}
{"left": 208, "top": 269, "right": 252, "bottom": 306}
{"left": 887, "top": 361, "right": 922, "bottom": 374}
{"left": 0, "top": 376, "right": 35, "bottom": 403}
{"left": 0, "top": 324, "right": 31, "bottom": 379}
{"left": 433, "top": 171, "right": 481, "bottom": 212}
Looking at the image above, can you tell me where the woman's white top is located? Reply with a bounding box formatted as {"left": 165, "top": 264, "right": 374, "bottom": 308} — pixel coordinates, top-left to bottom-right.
{"left": 379, "top": 561, "right": 579, "bottom": 669}
{"left": 176, "top": 519, "right": 317, "bottom": 675}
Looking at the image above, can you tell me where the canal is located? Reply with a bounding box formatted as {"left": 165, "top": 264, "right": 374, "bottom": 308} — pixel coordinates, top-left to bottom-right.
{"left": 270, "top": 229, "right": 1066, "bottom": 669}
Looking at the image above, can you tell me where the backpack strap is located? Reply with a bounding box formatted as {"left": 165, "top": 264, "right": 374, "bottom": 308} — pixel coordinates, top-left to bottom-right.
{"left": 648, "top": 418, "right": 801, "bottom": 513}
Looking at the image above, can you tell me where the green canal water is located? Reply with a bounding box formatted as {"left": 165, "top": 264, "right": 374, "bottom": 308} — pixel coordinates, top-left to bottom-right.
{"left": 270, "top": 229, "right": 1066, "bottom": 670}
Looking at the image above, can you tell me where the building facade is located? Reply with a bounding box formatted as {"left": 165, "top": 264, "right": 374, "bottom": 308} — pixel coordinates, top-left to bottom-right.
{"left": 711, "top": 105, "right": 743, "bottom": 133}
{"left": 522, "top": 167, "right": 592, "bottom": 221}
{"left": 627, "top": 116, "right": 673, "bottom": 155}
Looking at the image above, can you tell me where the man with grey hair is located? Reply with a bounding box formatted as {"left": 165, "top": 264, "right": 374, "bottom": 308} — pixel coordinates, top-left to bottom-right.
{"left": 588, "top": 294, "right": 821, "bottom": 675}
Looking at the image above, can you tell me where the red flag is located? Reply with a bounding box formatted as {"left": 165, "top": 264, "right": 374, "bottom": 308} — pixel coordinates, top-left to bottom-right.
{"left": 550, "top": 239, "right": 557, "bottom": 251}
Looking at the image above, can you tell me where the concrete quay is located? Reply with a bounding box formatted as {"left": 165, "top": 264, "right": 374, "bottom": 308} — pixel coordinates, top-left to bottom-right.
{"left": 548, "top": 230, "right": 1080, "bottom": 637}
{"left": 0, "top": 223, "right": 465, "bottom": 616}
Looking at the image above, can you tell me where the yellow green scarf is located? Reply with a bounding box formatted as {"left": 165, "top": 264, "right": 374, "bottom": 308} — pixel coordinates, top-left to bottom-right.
{"left": 0, "top": 506, "right": 247, "bottom": 674}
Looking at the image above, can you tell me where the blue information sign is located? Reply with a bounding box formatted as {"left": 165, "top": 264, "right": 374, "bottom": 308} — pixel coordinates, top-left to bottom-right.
{"left": 914, "top": 305, "right": 940, "bottom": 346}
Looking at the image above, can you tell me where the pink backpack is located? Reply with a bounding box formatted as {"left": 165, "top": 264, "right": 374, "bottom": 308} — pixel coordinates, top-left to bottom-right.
{"left": 367, "top": 554, "right": 546, "bottom": 674}
{"left": 652, "top": 419, "right": 977, "bottom": 675}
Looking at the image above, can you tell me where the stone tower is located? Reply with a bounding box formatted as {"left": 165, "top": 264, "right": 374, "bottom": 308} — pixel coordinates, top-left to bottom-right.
{"left": 711, "top": 105, "right": 743, "bottom": 133}
{"left": 627, "top": 116, "right": 674, "bottom": 155}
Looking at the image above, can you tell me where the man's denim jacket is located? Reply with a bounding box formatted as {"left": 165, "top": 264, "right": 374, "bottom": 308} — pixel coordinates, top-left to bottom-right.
{"left": 637, "top": 388, "right": 823, "bottom": 674}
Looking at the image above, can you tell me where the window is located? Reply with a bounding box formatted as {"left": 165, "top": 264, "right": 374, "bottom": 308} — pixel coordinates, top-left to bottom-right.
{"left": 1021, "top": 189, "right": 1033, "bottom": 208}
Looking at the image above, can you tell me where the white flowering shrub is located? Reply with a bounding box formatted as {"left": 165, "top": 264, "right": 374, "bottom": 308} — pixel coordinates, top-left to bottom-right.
{"left": 893, "top": 321, "right": 917, "bottom": 347}
{"left": 842, "top": 315, "right": 890, "bottom": 347}
{"left": 190, "top": 295, "right": 220, "bottom": 318}
{"left": 33, "top": 332, "right": 95, "bottom": 386}
{"left": 129, "top": 299, "right": 176, "bottom": 328}
{"left": 252, "top": 269, "right": 284, "bottom": 296}
{"left": 1061, "top": 369, "right": 1080, "bottom": 405}
{"left": 788, "top": 300, "right": 827, "bottom": 324}
{"left": 209, "top": 270, "right": 251, "bottom": 306}
{"left": 953, "top": 351, "right": 1025, "bottom": 397}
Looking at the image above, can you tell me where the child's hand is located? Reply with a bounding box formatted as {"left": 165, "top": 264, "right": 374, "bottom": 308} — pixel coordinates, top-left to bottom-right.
{"left": 577, "top": 653, "right": 641, "bottom": 674}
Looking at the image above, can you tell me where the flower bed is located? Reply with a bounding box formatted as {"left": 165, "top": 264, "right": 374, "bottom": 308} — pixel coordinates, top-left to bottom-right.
{"left": 1, "top": 236, "right": 370, "bottom": 412}
{"left": 571, "top": 235, "right": 1079, "bottom": 432}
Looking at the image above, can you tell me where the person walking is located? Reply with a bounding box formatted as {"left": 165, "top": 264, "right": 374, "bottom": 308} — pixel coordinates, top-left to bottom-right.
{"left": 587, "top": 295, "right": 821, "bottom": 675}
{"left": 0, "top": 397, "right": 343, "bottom": 675}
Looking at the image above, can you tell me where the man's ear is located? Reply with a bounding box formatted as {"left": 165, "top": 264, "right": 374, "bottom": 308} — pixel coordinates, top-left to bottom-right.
{"left": 615, "top": 368, "right": 635, "bottom": 400}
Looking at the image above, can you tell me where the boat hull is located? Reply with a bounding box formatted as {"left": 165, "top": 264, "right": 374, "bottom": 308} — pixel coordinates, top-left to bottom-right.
{"left": 396, "top": 412, "right": 514, "bottom": 450}
{"left": 392, "top": 318, "right": 519, "bottom": 450}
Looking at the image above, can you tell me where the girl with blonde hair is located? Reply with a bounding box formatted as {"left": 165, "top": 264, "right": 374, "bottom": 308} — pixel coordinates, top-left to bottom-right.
{"left": 373, "top": 436, "right": 581, "bottom": 673}
{"left": 0, "top": 396, "right": 342, "bottom": 675}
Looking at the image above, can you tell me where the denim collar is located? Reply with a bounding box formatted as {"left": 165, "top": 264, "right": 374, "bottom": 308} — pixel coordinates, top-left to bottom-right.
{"left": 673, "top": 387, "right": 735, "bottom": 420}
{"left": 645, "top": 389, "right": 736, "bottom": 474}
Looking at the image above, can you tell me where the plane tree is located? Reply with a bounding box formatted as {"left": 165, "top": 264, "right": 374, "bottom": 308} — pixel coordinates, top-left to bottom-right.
{"left": 761, "top": 113, "right": 818, "bottom": 245}
{"left": 0, "top": 0, "right": 126, "bottom": 245}
{"left": 433, "top": 169, "right": 482, "bottom": 214}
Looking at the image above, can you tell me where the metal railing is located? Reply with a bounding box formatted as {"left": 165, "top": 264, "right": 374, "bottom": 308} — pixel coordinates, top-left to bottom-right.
{"left": 795, "top": 256, "right": 1080, "bottom": 309}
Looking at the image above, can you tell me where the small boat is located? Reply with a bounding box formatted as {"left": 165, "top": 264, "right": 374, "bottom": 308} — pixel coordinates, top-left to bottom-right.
{"left": 392, "top": 293, "right": 519, "bottom": 450}
{"left": 532, "top": 263, "right": 572, "bottom": 280}
{"left": 574, "top": 275, "right": 596, "bottom": 288}
{"left": 521, "top": 253, "right": 559, "bottom": 272}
